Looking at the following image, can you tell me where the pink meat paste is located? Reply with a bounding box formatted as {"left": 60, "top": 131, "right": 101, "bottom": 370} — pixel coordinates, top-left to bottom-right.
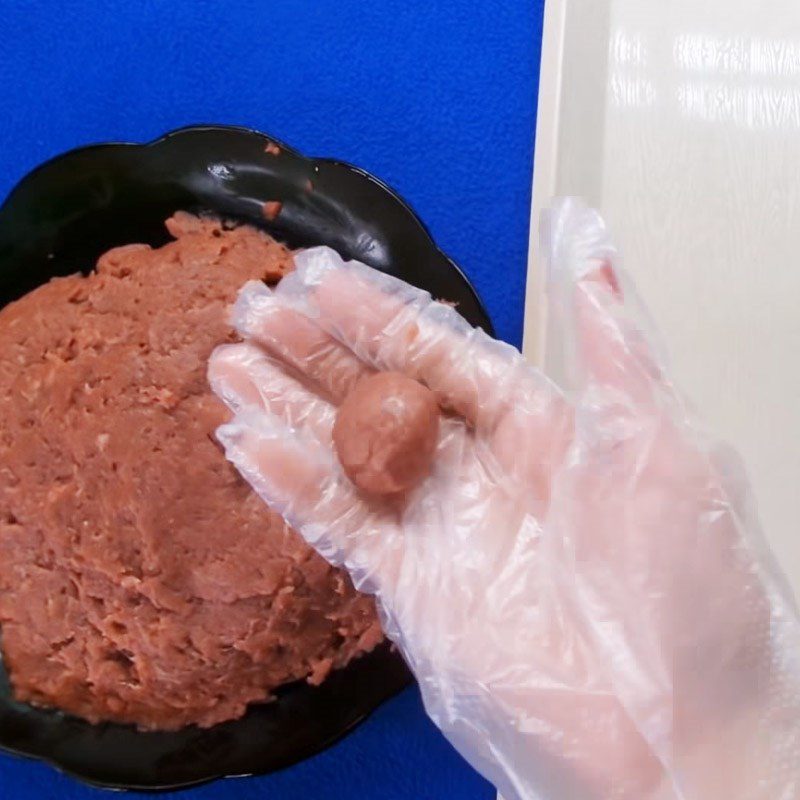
{"left": 0, "top": 213, "right": 382, "bottom": 731}
{"left": 333, "top": 372, "right": 440, "bottom": 495}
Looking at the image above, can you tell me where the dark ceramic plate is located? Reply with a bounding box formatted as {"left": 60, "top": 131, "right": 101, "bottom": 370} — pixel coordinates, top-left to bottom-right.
{"left": 0, "top": 125, "right": 493, "bottom": 791}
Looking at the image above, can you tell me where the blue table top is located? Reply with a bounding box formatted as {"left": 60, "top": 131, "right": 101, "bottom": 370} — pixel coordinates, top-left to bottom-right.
{"left": 0, "top": 1, "right": 543, "bottom": 797}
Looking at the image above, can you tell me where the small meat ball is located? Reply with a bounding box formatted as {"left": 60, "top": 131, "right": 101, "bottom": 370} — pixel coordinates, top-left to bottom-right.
{"left": 333, "top": 372, "right": 440, "bottom": 495}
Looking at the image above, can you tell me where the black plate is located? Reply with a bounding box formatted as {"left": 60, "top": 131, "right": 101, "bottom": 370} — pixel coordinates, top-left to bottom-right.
{"left": 0, "top": 125, "right": 493, "bottom": 791}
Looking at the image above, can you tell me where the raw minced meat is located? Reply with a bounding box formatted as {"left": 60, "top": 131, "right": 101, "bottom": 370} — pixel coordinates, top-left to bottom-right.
{"left": 0, "top": 212, "right": 382, "bottom": 731}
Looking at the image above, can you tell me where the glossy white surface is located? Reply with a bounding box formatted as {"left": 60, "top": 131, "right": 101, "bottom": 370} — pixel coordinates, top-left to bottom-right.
{"left": 527, "top": 0, "right": 800, "bottom": 598}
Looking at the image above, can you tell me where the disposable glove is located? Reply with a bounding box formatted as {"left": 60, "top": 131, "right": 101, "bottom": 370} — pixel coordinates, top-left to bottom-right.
{"left": 209, "top": 198, "right": 800, "bottom": 800}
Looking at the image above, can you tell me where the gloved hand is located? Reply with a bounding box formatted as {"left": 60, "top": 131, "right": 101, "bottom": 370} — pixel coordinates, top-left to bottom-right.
{"left": 209, "top": 199, "right": 800, "bottom": 800}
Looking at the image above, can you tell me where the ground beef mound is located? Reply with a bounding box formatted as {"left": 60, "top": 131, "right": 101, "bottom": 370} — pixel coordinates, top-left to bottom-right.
{"left": 0, "top": 213, "right": 382, "bottom": 731}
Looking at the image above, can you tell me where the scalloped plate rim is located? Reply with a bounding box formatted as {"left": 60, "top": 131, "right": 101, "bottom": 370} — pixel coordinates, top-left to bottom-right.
{"left": 0, "top": 122, "right": 493, "bottom": 338}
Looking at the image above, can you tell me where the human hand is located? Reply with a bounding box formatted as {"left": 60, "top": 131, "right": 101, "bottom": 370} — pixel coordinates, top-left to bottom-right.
{"left": 209, "top": 199, "right": 800, "bottom": 800}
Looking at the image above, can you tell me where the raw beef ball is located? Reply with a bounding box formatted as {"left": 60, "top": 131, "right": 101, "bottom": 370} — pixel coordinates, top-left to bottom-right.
{"left": 333, "top": 372, "right": 439, "bottom": 494}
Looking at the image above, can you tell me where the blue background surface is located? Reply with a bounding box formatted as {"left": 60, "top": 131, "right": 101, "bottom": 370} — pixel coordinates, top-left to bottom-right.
{"left": 0, "top": 1, "right": 543, "bottom": 797}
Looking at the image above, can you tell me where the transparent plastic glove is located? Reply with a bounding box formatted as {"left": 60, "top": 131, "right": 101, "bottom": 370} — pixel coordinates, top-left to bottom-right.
{"left": 209, "top": 199, "right": 800, "bottom": 800}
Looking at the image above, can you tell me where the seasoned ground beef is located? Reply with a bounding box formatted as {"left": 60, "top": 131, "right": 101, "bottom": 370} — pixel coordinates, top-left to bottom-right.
{"left": 0, "top": 212, "right": 382, "bottom": 731}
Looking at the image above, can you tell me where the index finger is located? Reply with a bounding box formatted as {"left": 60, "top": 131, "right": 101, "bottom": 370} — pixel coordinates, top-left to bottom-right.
{"left": 276, "top": 247, "right": 563, "bottom": 431}
{"left": 231, "top": 280, "right": 372, "bottom": 403}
